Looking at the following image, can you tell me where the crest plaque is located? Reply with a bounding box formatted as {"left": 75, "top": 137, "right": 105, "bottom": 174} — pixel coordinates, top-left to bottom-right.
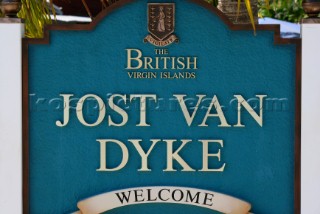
{"left": 144, "top": 3, "right": 179, "bottom": 47}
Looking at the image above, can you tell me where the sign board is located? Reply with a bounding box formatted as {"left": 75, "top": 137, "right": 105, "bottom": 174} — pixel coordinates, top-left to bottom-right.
{"left": 23, "top": 0, "right": 301, "bottom": 213}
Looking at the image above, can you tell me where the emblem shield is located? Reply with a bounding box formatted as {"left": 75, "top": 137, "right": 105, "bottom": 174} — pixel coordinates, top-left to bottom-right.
{"left": 148, "top": 3, "right": 175, "bottom": 41}
{"left": 144, "top": 3, "right": 178, "bottom": 47}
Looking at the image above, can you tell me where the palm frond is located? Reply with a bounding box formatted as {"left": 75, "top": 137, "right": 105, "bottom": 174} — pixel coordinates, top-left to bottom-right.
{"left": 18, "top": 0, "right": 53, "bottom": 38}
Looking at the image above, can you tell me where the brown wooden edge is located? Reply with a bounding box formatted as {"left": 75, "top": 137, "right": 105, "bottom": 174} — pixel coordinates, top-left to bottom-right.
{"left": 22, "top": 0, "right": 302, "bottom": 213}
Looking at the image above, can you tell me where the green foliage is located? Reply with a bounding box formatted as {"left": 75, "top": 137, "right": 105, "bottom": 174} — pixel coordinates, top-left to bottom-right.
{"left": 259, "top": 0, "right": 307, "bottom": 23}
{"left": 205, "top": 0, "right": 219, "bottom": 7}
{"left": 18, "top": 0, "right": 54, "bottom": 38}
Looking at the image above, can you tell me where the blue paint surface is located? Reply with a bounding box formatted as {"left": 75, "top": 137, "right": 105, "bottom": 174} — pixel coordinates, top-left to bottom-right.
{"left": 28, "top": 0, "right": 296, "bottom": 213}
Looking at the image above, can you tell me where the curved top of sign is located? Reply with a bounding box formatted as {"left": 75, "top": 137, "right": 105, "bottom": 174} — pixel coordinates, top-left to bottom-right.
{"left": 23, "top": 0, "right": 301, "bottom": 46}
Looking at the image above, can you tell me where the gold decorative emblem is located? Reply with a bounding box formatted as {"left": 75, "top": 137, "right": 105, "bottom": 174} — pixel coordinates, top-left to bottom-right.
{"left": 144, "top": 3, "right": 179, "bottom": 47}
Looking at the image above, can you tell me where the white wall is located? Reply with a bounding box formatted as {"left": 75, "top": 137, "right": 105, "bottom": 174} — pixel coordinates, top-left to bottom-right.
{"left": 0, "top": 21, "right": 24, "bottom": 214}
{"left": 301, "top": 24, "right": 320, "bottom": 214}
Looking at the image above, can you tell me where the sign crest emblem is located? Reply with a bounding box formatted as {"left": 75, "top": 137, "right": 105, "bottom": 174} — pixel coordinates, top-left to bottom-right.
{"left": 144, "top": 3, "right": 179, "bottom": 47}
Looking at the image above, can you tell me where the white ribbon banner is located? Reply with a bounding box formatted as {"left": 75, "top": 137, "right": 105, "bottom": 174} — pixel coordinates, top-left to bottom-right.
{"left": 144, "top": 35, "right": 179, "bottom": 47}
{"left": 73, "top": 186, "right": 251, "bottom": 214}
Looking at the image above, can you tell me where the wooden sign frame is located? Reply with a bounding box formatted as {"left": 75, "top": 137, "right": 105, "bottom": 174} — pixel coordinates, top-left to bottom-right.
{"left": 22, "top": 0, "right": 301, "bottom": 213}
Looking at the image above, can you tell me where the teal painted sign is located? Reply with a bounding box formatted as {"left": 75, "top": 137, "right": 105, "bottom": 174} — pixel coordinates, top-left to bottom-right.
{"left": 23, "top": 0, "right": 301, "bottom": 213}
